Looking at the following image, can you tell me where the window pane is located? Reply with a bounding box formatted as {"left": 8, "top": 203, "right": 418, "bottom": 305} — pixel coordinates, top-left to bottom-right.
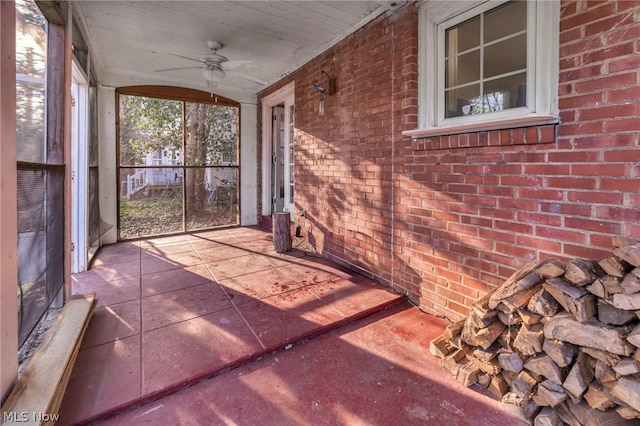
{"left": 445, "top": 50, "right": 480, "bottom": 88}
{"left": 185, "top": 103, "right": 238, "bottom": 166}
{"left": 445, "top": 84, "right": 480, "bottom": 118}
{"left": 119, "top": 95, "right": 183, "bottom": 166}
{"left": 445, "top": 15, "right": 480, "bottom": 54}
{"left": 484, "top": 1, "right": 527, "bottom": 44}
{"left": 484, "top": 72, "right": 527, "bottom": 110}
{"left": 185, "top": 167, "right": 238, "bottom": 230}
{"left": 484, "top": 33, "right": 527, "bottom": 79}
{"left": 16, "top": 0, "right": 47, "bottom": 163}
{"left": 119, "top": 167, "right": 183, "bottom": 238}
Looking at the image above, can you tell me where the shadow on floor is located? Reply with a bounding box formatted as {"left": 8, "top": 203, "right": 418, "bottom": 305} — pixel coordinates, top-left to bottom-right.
{"left": 58, "top": 226, "right": 524, "bottom": 425}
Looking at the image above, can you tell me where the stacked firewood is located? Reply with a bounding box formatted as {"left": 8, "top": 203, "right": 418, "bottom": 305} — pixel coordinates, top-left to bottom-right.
{"left": 430, "top": 238, "right": 640, "bottom": 425}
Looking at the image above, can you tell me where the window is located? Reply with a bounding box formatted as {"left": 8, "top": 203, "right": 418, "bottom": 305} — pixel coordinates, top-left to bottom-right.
{"left": 117, "top": 88, "right": 241, "bottom": 239}
{"left": 410, "top": 0, "right": 559, "bottom": 137}
{"left": 16, "top": 0, "right": 66, "bottom": 346}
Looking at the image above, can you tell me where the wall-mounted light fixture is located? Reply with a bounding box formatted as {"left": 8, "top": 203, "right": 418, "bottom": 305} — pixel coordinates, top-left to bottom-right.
{"left": 313, "top": 70, "right": 335, "bottom": 96}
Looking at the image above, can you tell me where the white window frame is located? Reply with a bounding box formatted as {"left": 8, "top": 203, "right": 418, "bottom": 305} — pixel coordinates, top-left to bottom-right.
{"left": 405, "top": 0, "right": 559, "bottom": 138}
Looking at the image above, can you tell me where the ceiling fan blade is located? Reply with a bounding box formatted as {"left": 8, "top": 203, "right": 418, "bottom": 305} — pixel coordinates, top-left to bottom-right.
{"left": 152, "top": 50, "right": 206, "bottom": 65}
{"left": 155, "top": 66, "right": 203, "bottom": 72}
{"left": 221, "top": 60, "right": 257, "bottom": 70}
{"left": 227, "top": 69, "right": 268, "bottom": 85}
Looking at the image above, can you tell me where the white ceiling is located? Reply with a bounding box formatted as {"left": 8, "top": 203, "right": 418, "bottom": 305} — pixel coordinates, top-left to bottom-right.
{"left": 72, "top": 1, "right": 404, "bottom": 103}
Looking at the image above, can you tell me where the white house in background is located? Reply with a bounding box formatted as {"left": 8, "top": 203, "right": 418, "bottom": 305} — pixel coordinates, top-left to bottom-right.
{"left": 124, "top": 146, "right": 237, "bottom": 200}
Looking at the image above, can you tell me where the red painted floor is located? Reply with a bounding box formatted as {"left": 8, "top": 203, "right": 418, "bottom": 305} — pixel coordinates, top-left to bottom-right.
{"left": 58, "top": 227, "right": 524, "bottom": 425}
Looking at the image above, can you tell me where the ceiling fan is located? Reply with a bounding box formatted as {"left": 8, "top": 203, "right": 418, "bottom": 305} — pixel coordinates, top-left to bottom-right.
{"left": 155, "top": 41, "right": 267, "bottom": 87}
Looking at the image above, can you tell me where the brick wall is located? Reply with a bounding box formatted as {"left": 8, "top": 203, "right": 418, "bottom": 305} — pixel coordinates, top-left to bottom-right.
{"left": 258, "top": 1, "right": 640, "bottom": 322}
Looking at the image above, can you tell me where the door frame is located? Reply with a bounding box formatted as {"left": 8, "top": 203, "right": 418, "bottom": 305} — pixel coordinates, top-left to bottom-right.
{"left": 261, "top": 82, "right": 295, "bottom": 217}
{"left": 71, "top": 60, "right": 89, "bottom": 273}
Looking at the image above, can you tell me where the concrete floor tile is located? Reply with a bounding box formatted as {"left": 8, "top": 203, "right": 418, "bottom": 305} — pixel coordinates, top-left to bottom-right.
{"left": 142, "top": 282, "right": 232, "bottom": 331}
{"left": 82, "top": 300, "right": 141, "bottom": 348}
{"left": 91, "top": 242, "right": 140, "bottom": 267}
{"left": 58, "top": 335, "right": 142, "bottom": 426}
{"left": 142, "top": 264, "right": 214, "bottom": 297}
{"left": 73, "top": 275, "right": 140, "bottom": 308}
{"left": 207, "top": 253, "right": 274, "bottom": 280}
{"left": 218, "top": 268, "right": 301, "bottom": 305}
{"left": 142, "top": 308, "right": 262, "bottom": 394}
{"left": 90, "top": 260, "right": 141, "bottom": 281}
{"left": 96, "top": 303, "right": 526, "bottom": 426}
{"left": 235, "top": 287, "right": 344, "bottom": 348}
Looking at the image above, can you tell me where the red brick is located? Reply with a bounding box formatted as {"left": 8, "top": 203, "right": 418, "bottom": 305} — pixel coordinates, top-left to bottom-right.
{"left": 571, "top": 164, "right": 630, "bottom": 177}
{"left": 517, "top": 212, "right": 562, "bottom": 227}
{"left": 605, "top": 118, "right": 640, "bottom": 133}
{"left": 568, "top": 191, "right": 624, "bottom": 205}
{"left": 561, "top": 2, "right": 617, "bottom": 31}
{"left": 516, "top": 236, "right": 563, "bottom": 253}
{"left": 563, "top": 244, "right": 612, "bottom": 261}
{"left": 585, "top": 12, "right": 635, "bottom": 37}
{"left": 565, "top": 217, "right": 622, "bottom": 234}
{"left": 574, "top": 73, "right": 637, "bottom": 93}
{"left": 536, "top": 226, "right": 586, "bottom": 244}
{"left": 600, "top": 178, "right": 640, "bottom": 192}
{"left": 596, "top": 206, "right": 640, "bottom": 222}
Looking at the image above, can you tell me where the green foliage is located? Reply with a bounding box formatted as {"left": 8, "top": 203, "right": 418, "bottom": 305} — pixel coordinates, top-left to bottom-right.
{"left": 119, "top": 95, "right": 183, "bottom": 165}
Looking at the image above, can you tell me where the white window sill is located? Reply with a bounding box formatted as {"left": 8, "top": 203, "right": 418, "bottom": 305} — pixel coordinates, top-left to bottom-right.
{"left": 403, "top": 114, "right": 559, "bottom": 139}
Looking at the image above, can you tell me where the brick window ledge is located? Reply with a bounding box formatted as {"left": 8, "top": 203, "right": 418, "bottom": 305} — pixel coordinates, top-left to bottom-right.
{"left": 404, "top": 115, "right": 559, "bottom": 151}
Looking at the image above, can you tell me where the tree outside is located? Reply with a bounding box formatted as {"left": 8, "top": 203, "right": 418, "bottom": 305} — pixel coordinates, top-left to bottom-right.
{"left": 119, "top": 94, "right": 239, "bottom": 239}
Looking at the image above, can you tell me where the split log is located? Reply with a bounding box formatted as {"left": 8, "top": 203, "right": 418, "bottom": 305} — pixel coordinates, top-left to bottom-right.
{"left": 513, "top": 323, "right": 545, "bottom": 356}
{"left": 584, "top": 381, "right": 616, "bottom": 410}
{"left": 454, "top": 358, "right": 480, "bottom": 386}
{"left": 581, "top": 347, "right": 621, "bottom": 367}
{"left": 488, "top": 263, "right": 541, "bottom": 309}
{"left": 612, "top": 292, "right": 640, "bottom": 311}
{"left": 429, "top": 335, "right": 453, "bottom": 359}
{"left": 620, "top": 268, "right": 640, "bottom": 294}
{"left": 512, "top": 370, "right": 539, "bottom": 398}
{"left": 470, "top": 342, "right": 499, "bottom": 363}
{"left": 562, "top": 352, "right": 595, "bottom": 400}
{"left": 630, "top": 323, "right": 640, "bottom": 348}
{"left": 586, "top": 276, "right": 623, "bottom": 300}
{"left": 497, "top": 310, "right": 521, "bottom": 326}
{"left": 518, "top": 308, "right": 543, "bottom": 325}
{"left": 443, "top": 320, "right": 464, "bottom": 340}
{"left": 599, "top": 256, "right": 630, "bottom": 278}
{"left": 534, "top": 407, "right": 563, "bottom": 426}
{"left": 535, "top": 258, "right": 566, "bottom": 278}
{"left": 544, "top": 312, "right": 635, "bottom": 356}
{"left": 461, "top": 318, "right": 505, "bottom": 350}
{"left": 612, "top": 236, "right": 640, "bottom": 249}
{"left": 498, "top": 351, "right": 524, "bottom": 373}
{"left": 535, "top": 380, "right": 568, "bottom": 407}
{"left": 561, "top": 400, "right": 636, "bottom": 426}
{"left": 611, "top": 375, "right": 640, "bottom": 411}
{"left": 525, "top": 354, "right": 565, "bottom": 385}
{"left": 616, "top": 405, "right": 640, "bottom": 420}
{"left": 564, "top": 258, "right": 605, "bottom": 287}
{"left": 502, "top": 392, "right": 541, "bottom": 423}
{"left": 272, "top": 212, "right": 292, "bottom": 253}
{"left": 487, "top": 373, "right": 510, "bottom": 399}
{"left": 544, "top": 277, "right": 596, "bottom": 322}
{"left": 614, "top": 358, "right": 640, "bottom": 376}
{"left": 528, "top": 288, "right": 561, "bottom": 317}
{"left": 597, "top": 300, "right": 637, "bottom": 325}
{"left": 594, "top": 360, "right": 618, "bottom": 385}
{"left": 543, "top": 339, "right": 578, "bottom": 368}
{"left": 614, "top": 243, "right": 640, "bottom": 267}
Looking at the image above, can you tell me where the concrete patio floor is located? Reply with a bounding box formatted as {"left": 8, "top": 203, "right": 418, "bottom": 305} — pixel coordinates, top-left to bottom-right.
{"left": 58, "top": 226, "right": 524, "bottom": 425}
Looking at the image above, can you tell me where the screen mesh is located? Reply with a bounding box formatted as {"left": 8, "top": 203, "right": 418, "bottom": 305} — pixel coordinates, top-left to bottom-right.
{"left": 17, "top": 166, "right": 65, "bottom": 346}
